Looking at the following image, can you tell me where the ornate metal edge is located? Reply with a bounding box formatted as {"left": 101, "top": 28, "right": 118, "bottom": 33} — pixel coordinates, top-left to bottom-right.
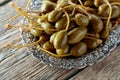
{"left": 20, "top": 0, "right": 120, "bottom": 69}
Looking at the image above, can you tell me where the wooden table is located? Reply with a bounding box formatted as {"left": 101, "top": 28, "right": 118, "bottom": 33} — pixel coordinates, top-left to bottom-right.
{"left": 0, "top": 0, "right": 120, "bottom": 80}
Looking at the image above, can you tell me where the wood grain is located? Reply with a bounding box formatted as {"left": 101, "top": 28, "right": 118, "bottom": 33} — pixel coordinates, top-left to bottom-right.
{"left": 0, "top": 0, "right": 76, "bottom": 80}
{"left": 70, "top": 46, "right": 120, "bottom": 80}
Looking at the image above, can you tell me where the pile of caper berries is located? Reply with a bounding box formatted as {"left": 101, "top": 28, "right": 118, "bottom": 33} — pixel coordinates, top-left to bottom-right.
{"left": 29, "top": 0, "right": 120, "bottom": 57}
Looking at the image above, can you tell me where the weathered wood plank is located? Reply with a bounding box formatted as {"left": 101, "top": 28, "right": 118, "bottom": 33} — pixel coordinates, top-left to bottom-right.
{"left": 0, "top": 52, "right": 68, "bottom": 80}
{"left": 0, "top": 0, "right": 28, "bottom": 63}
{"left": 70, "top": 46, "right": 120, "bottom": 80}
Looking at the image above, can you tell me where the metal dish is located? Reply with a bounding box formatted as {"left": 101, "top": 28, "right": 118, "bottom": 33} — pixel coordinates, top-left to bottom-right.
{"left": 21, "top": 0, "right": 120, "bottom": 69}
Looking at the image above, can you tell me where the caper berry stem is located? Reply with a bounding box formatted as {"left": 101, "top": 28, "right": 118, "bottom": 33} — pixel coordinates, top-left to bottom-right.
{"left": 63, "top": 10, "right": 70, "bottom": 31}
{"left": 10, "top": 2, "right": 40, "bottom": 30}
{"left": 26, "top": 0, "right": 32, "bottom": 12}
{"left": 9, "top": 14, "right": 21, "bottom": 21}
{"left": 43, "top": 1, "right": 57, "bottom": 6}
{"left": 78, "top": 0, "right": 83, "bottom": 5}
{"left": 21, "top": 28, "right": 31, "bottom": 32}
{"left": 5, "top": 38, "right": 42, "bottom": 48}
{"left": 33, "top": 27, "right": 57, "bottom": 31}
{"left": 111, "top": 21, "right": 119, "bottom": 30}
{"left": 111, "top": 2, "right": 120, "bottom": 6}
{"left": 10, "top": 3, "right": 29, "bottom": 19}
{"left": 10, "top": 3, "right": 32, "bottom": 26}
{"left": 37, "top": 45, "right": 71, "bottom": 58}
{"left": 68, "top": 0, "right": 94, "bottom": 16}
{"left": 68, "top": 1, "right": 90, "bottom": 16}
{"left": 5, "top": 24, "right": 28, "bottom": 29}
{"left": 104, "top": 0, "right": 112, "bottom": 27}
{"left": 71, "top": 8, "right": 76, "bottom": 15}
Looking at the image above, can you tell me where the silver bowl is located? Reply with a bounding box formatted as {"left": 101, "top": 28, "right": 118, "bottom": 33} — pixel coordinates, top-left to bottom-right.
{"left": 21, "top": 0, "right": 120, "bottom": 69}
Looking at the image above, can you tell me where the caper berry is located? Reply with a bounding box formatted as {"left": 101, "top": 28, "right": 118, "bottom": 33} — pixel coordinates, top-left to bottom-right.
{"left": 98, "top": 4, "right": 109, "bottom": 17}
{"left": 98, "top": 4, "right": 120, "bottom": 18}
{"left": 37, "top": 14, "right": 48, "bottom": 23}
{"left": 68, "top": 19, "right": 77, "bottom": 31}
{"left": 43, "top": 41, "right": 55, "bottom": 52}
{"left": 75, "top": 13, "right": 89, "bottom": 27}
{"left": 94, "top": 0, "right": 120, "bottom": 7}
{"left": 48, "top": 9, "right": 63, "bottom": 22}
{"left": 56, "top": 45, "right": 69, "bottom": 55}
{"left": 89, "top": 14, "right": 103, "bottom": 33}
{"left": 56, "top": 0, "right": 69, "bottom": 8}
{"left": 41, "top": 1, "right": 55, "bottom": 13}
{"left": 41, "top": 22, "right": 55, "bottom": 35}
{"left": 111, "top": 5, "right": 120, "bottom": 18}
{"left": 55, "top": 16, "right": 67, "bottom": 30}
{"left": 39, "top": 34, "right": 50, "bottom": 43}
{"left": 70, "top": 42, "right": 87, "bottom": 57}
{"left": 30, "top": 28, "right": 42, "bottom": 36}
{"left": 84, "top": 38, "right": 102, "bottom": 49}
{"left": 63, "top": 5, "right": 74, "bottom": 13}
{"left": 84, "top": 0, "right": 94, "bottom": 7}
{"left": 94, "top": 0, "right": 104, "bottom": 7}
{"left": 68, "top": 27, "right": 87, "bottom": 44}
{"left": 53, "top": 30, "right": 67, "bottom": 49}
{"left": 50, "top": 32, "right": 58, "bottom": 43}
